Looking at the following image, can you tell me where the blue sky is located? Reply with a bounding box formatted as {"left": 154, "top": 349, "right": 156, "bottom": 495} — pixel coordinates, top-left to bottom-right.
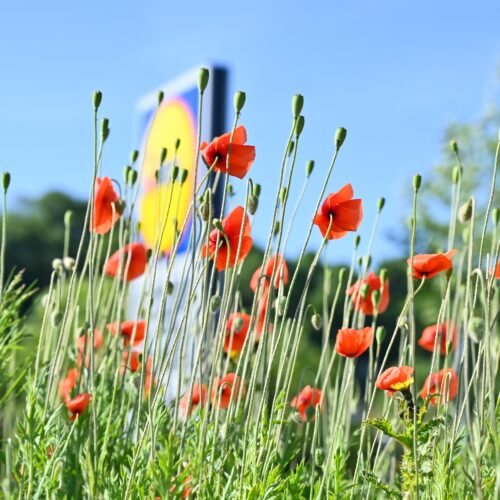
{"left": 1, "top": 1, "right": 499, "bottom": 263}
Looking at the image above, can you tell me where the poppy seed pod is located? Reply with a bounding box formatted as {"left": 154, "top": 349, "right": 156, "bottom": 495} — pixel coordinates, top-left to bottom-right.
{"left": 157, "top": 90, "right": 164, "bottom": 106}
{"left": 160, "top": 147, "right": 167, "bottom": 164}
{"left": 292, "top": 94, "right": 304, "bottom": 118}
{"left": 63, "top": 257, "right": 75, "bottom": 271}
{"left": 130, "top": 150, "right": 139, "bottom": 164}
{"left": 93, "top": 90, "right": 102, "bottom": 111}
{"left": 413, "top": 174, "right": 422, "bottom": 192}
{"left": 198, "top": 201, "right": 211, "bottom": 221}
{"left": 52, "top": 258, "right": 63, "bottom": 271}
{"left": 64, "top": 210, "right": 73, "bottom": 228}
{"left": 198, "top": 68, "right": 209, "bottom": 93}
{"left": 311, "top": 313, "right": 322, "bottom": 331}
{"left": 306, "top": 160, "right": 314, "bottom": 177}
{"left": 458, "top": 198, "right": 473, "bottom": 223}
{"left": 335, "top": 127, "right": 347, "bottom": 150}
{"left": 2, "top": 172, "right": 10, "bottom": 192}
{"left": 234, "top": 91, "right": 246, "bottom": 113}
{"left": 247, "top": 194, "right": 259, "bottom": 215}
{"left": 295, "top": 115, "right": 305, "bottom": 137}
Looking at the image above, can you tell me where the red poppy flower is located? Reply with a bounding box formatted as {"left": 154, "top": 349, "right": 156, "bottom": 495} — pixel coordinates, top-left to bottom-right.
{"left": 336, "top": 327, "right": 374, "bottom": 358}
{"left": 313, "top": 184, "right": 363, "bottom": 240}
{"left": 408, "top": 249, "right": 457, "bottom": 280}
{"left": 59, "top": 368, "right": 79, "bottom": 403}
{"left": 144, "top": 373, "right": 155, "bottom": 400}
{"left": 106, "top": 320, "right": 146, "bottom": 346}
{"left": 375, "top": 366, "right": 414, "bottom": 395}
{"left": 291, "top": 385, "right": 323, "bottom": 421}
{"left": 249, "top": 254, "right": 289, "bottom": 292}
{"left": 200, "top": 125, "right": 256, "bottom": 179}
{"left": 495, "top": 260, "right": 500, "bottom": 279}
{"left": 224, "top": 313, "right": 251, "bottom": 354}
{"left": 77, "top": 329, "right": 104, "bottom": 368}
{"left": 201, "top": 206, "right": 253, "bottom": 272}
{"left": 121, "top": 351, "right": 152, "bottom": 374}
{"left": 66, "top": 392, "right": 91, "bottom": 420}
{"left": 104, "top": 242, "right": 148, "bottom": 281}
{"left": 346, "top": 272, "right": 390, "bottom": 316}
{"left": 256, "top": 283, "right": 271, "bottom": 337}
{"left": 211, "top": 373, "right": 245, "bottom": 409}
{"left": 91, "top": 176, "right": 120, "bottom": 234}
{"left": 180, "top": 384, "right": 208, "bottom": 417}
{"left": 169, "top": 475, "right": 191, "bottom": 498}
{"left": 420, "top": 368, "right": 458, "bottom": 406}
{"left": 418, "top": 322, "right": 457, "bottom": 355}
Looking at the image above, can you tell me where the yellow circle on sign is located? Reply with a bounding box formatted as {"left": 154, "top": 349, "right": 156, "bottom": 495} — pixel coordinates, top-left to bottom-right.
{"left": 139, "top": 98, "right": 197, "bottom": 253}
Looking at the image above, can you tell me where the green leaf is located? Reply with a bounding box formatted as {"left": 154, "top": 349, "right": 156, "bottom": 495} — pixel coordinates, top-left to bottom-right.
{"left": 364, "top": 418, "right": 413, "bottom": 449}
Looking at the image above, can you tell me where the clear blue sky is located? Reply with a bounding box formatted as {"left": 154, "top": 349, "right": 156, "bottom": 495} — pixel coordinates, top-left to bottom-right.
{"left": 1, "top": 1, "right": 499, "bottom": 263}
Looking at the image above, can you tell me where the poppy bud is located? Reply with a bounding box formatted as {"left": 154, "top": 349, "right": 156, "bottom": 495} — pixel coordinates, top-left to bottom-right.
{"left": 365, "top": 255, "right": 372, "bottom": 269}
{"left": 338, "top": 267, "right": 347, "bottom": 283}
{"left": 468, "top": 316, "right": 484, "bottom": 343}
{"left": 357, "top": 256, "right": 363, "bottom": 267}
{"left": 413, "top": 174, "right": 422, "bottom": 192}
{"left": 247, "top": 195, "right": 259, "bottom": 215}
{"left": 128, "top": 169, "right": 138, "bottom": 186}
{"left": 311, "top": 313, "right": 322, "bottom": 331}
{"left": 171, "top": 166, "right": 179, "bottom": 182}
{"left": 51, "top": 311, "right": 63, "bottom": 328}
{"left": 160, "top": 147, "right": 168, "bottom": 165}
{"left": 166, "top": 281, "right": 174, "bottom": 295}
{"left": 371, "top": 289, "right": 381, "bottom": 309}
{"left": 377, "top": 197, "right": 385, "bottom": 212}
{"left": 210, "top": 295, "right": 221, "bottom": 312}
{"left": 354, "top": 235, "right": 361, "bottom": 249}
{"left": 130, "top": 150, "right": 139, "bottom": 164}
{"left": 175, "top": 138, "right": 181, "bottom": 151}
{"left": 376, "top": 325, "right": 386, "bottom": 344}
{"left": 452, "top": 166, "right": 461, "bottom": 184}
{"left": 379, "top": 268, "right": 388, "bottom": 284}
{"left": 2, "top": 172, "right": 10, "bottom": 192}
{"left": 198, "top": 68, "right": 210, "bottom": 93}
{"left": 198, "top": 202, "right": 211, "bottom": 221}
{"left": 232, "top": 316, "right": 244, "bottom": 331}
{"left": 492, "top": 208, "right": 499, "bottom": 226}
{"left": 449, "top": 140, "right": 459, "bottom": 155}
{"left": 280, "top": 187, "right": 288, "bottom": 205}
{"left": 146, "top": 248, "right": 153, "bottom": 260}
{"left": 64, "top": 210, "right": 73, "bottom": 228}
{"left": 63, "top": 257, "right": 75, "bottom": 271}
{"left": 114, "top": 199, "right": 126, "bottom": 215}
{"left": 179, "top": 169, "right": 189, "bottom": 185}
{"left": 446, "top": 340, "right": 453, "bottom": 355}
{"left": 335, "top": 127, "right": 347, "bottom": 150}
{"left": 124, "top": 165, "right": 132, "bottom": 182}
{"left": 227, "top": 184, "right": 234, "bottom": 197}
{"left": 273, "top": 220, "right": 281, "bottom": 237}
{"left": 93, "top": 90, "right": 102, "bottom": 111}
{"left": 361, "top": 283, "right": 370, "bottom": 299}
{"left": 458, "top": 198, "right": 473, "bottom": 223}
{"left": 253, "top": 184, "right": 261, "bottom": 197}
{"left": 234, "top": 91, "right": 246, "bottom": 113}
{"left": 213, "top": 219, "right": 224, "bottom": 232}
{"left": 276, "top": 295, "right": 286, "bottom": 316}
{"left": 101, "top": 118, "right": 110, "bottom": 141}
{"left": 314, "top": 448, "right": 325, "bottom": 466}
{"left": 295, "top": 115, "right": 305, "bottom": 137}
{"left": 446, "top": 267, "right": 453, "bottom": 280}
{"left": 52, "top": 258, "right": 63, "bottom": 271}
{"left": 292, "top": 94, "right": 304, "bottom": 118}
{"left": 154, "top": 168, "right": 161, "bottom": 183}
{"left": 287, "top": 140, "right": 295, "bottom": 157}
{"left": 306, "top": 160, "right": 314, "bottom": 177}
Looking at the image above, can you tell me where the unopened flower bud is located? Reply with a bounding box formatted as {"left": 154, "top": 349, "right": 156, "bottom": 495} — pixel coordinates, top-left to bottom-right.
{"left": 52, "top": 258, "right": 63, "bottom": 271}
{"left": 377, "top": 197, "right": 385, "bottom": 212}
{"left": 357, "top": 256, "right": 363, "bottom": 267}
{"left": 306, "top": 160, "right": 314, "bottom": 177}
{"left": 198, "top": 202, "right": 211, "bottom": 221}
{"left": 287, "top": 140, "right": 295, "bottom": 158}
{"left": 171, "top": 166, "right": 179, "bottom": 182}
{"left": 160, "top": 147, "right": 167, "bottom": 164}
{"left": 64, "top": 210, "right": 73, "bottom": 228}
{"left": 376, "top": 325, "right": 386, "bottom": 344}
{"left": 198, "top": 68, "right": 210, "bottom": 93}
{"left": 179, "top": 169, "right": 189, "bottom": 185}
{"left": 130, "top": 150, "right": 139, "bottom": 164}
{"left": 227, "top": 184, "right": 234, "bottom": 197}
{"left": 213, "top": 219, "right": 224, "bottom": 232}
{"left": 335, "top": 127, "right": 347, "bottom": 150}
{"left": 157, "top": 90, "right": 164, "bottom": 106}
{"left": 354, "top": 235, "right": 361, "bottom": 249}
{"left": 166, "top": 281, "right": 174, "bottom": 295}
{"left": 210, "top": 295, "right": 221, "bottom": 312}
{"left": 146, "top": 248, "right": 153, "bottom": 260}
{"left": 365, "top": 255, "right": 372, "bottom": 269}
{"left": 371, "top": 289, "right": 381, "bottom": 309}
{"left": 234, "top": 91, "right": 246, "bottom": 113}
{"left": 458, "top": 198, "right": 473, "bottom": 223}
{"left": 273, "top": 220, "right": 281, "bottom": 237}
{"left": 492, "top": 207, "right": 499, "bottom": 226}
{"left": 361, "top": 283, "right": 370, "bottom": 299}
{"left": 175, "top": 138, "right": 181, "bottom": 151}
{"left": 114, "top": 199, "right": 126, "bottom": 215}
{"left": 379, "top": 268, "right": 388, "bottom": 285}
{"left": 338, "top": 267, "right": 347, "bottom": 283}
{"left": 63, "top": 257, "right": 75, "bottom": 271}
{"left": 232, "top": 316, "right": 244, "bottom": 331}
{"left": 154, "top": 168, "right": 161, "bottom": 182}
{"left": 2, "top": 172, "right": 11, "bottom": 192}
{"left": 446, "top": 340, "right": 453, "bottom": 355}
{"left": 468, "top": 316, "right": 484, "bottom": 343}
{"left": 253, "top": 184, "right": 261, "bottom": 197}
{"left": 280, "top": 187, "right": 288, "bottom": 205}
{"left": 247, "top": 195, "right": 259, "bottom": 215}
{"left": 452, "top": 166, "right": 461, "bottom": 184}
{"left": 93, "top": 90, "right": 102, "bottom": 111}
{"left": 51, "top": 311, "right": 63, "bottom": 328}
{"left": 413, "top": 174, "right": 422, "bottom": 192}
{"left": 124, "top": 165, "right": 132, "bottom": 182}
{"left": 101, "top": 118, "right": 110, "bottom": 141}
{"left": 311, "top": 313, "right": 322, "bottom": 331}
{"left": 449, "top": 140, "right": 459, "bottom": 155}
{"left": 292, "top": 94, "right": 304, "bottom": 118}
{"left": 294, "top": 115, "right": 305, "bottom": 137}
{"left": 128, "top": 169, "right": 138, "bottom": 186}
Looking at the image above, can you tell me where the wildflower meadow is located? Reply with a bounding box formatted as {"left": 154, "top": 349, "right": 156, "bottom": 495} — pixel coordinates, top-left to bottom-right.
{"left": 0, "top": 67, "right": 499, "bottom": 498}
